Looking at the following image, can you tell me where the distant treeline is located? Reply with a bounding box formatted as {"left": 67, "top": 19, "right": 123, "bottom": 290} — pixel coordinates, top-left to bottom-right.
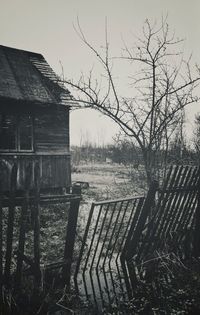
{"left": 71, "top": 141, "right": 198, "bottom": 166}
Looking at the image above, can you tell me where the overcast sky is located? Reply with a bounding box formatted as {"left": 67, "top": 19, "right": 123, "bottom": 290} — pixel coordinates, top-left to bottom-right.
{"left": 1, "top": 0, "right": 200, "bottom": 145}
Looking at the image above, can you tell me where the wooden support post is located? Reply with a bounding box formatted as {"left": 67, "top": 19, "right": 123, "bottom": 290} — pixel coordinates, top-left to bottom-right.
{"left": 63, "top": 184, "right": 81, "bottom": 288}
{"left": 4, "top": 163, "right": 17, "bottom": 286}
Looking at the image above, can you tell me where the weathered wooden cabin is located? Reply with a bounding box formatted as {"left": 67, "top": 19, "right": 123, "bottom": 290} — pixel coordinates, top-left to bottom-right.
{"left": 0, "top": 45, "right": 74, "bottom": 193}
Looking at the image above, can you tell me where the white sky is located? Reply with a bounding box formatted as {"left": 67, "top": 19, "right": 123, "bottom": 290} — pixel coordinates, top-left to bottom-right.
{"left": 1, "top": 0, "right": 200, "bottom": 145}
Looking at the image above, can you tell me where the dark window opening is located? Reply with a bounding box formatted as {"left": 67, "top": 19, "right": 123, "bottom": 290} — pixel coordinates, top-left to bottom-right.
{"left": 0, "top": 113, "right": 33, "bottom": 151}
{"left": 0, "top": 114, "right": 17, "bottom": 150}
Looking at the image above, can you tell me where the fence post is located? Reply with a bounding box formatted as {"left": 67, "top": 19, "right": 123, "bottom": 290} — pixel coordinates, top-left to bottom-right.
{"left": 15, "top": 163, "right": 32, "bottom": 290}
{"left": 33, "top": 162, "right": 41, "bottom": 288}
{"left": 193, "top": 173, "right": 200, "bottom": 257}
{"left": 63, "top": 184, "right": 81, "bottom": 288}
{"left": 0, "top": 164, "right": 3, "bottom": 300}
{"left": 122, "top": 180, "right": 159, "bottom": 262}
{"left": 4, "top": 162, "right": 18, "bottom": 286}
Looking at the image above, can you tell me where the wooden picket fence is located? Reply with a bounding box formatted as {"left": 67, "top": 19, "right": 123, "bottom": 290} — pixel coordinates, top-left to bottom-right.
{"left": 0, "top": 161, "right": 200, "bottom": 312}
{"left": 121, "top": 165, "right": 200, "bottom": 291}
{"left": 74, "top": 165, "right": 200, "bottom": 309}
{"left": 0, "top": 160, "right": 81, "bottom": 304}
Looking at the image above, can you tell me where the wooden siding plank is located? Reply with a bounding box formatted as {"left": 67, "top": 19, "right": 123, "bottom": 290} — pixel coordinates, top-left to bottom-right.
{"left": 34, "top": 108, "right": 69, "bottom": 152}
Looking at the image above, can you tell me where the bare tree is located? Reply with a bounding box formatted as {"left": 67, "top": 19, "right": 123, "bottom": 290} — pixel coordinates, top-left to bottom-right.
{"left": 63, "top": 17, "right": 200, "bottom": 184}
{"left": 193, "top": 113, "right": 200, "bottom": 157}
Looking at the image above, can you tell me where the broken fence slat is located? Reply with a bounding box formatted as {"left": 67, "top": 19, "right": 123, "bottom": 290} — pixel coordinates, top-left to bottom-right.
{"left": 124, "top": 180, "right": 159, "bottom": 261}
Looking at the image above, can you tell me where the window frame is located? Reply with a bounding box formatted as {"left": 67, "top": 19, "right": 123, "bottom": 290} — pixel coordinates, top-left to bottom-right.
{"left": 0, "top": 113, "right": 34, "bottom": 153}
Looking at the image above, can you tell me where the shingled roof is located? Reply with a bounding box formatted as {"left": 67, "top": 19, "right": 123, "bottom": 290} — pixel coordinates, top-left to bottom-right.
{"left": 0, "top": 45, "right": 74, "bottom": 106}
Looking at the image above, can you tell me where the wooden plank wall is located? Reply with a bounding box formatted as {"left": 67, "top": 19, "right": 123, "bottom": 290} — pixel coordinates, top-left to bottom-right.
{"left": 34, "top": 107, "right": 69, "bottom": 153}
{"left": 39, "top": 155, "right": 71, "bottom": 189}
{"left": 0, "top": 155, "right": 71, "bottom": 191}
{"left": 0, "top": 103, "right": 71, "bottom": 191}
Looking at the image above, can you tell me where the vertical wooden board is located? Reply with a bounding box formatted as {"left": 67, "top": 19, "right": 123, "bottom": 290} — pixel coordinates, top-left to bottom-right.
{"left": 153, "top": 166, "right": 179, "bottom": 235}
{"left": 66, "top": 156, "right": 71, "bottom": 187}
{"left": 40, "top": 156, "right": 50, "bottom": 188}
{"left": 43, "top": 156, "right": 51, "bottom": 187}
{"left": 158, "top": 166, "right": 187, "bottom": 241}
{"left": 60, "top": 156, "right": 67, "bottom": 187}
{"left": 182, "top": 167, "right": 200, "bottom": 230}
{"left": 34, "top": 108, "right": 69, "bottom": 152}
{"left": 13, "top": 157, "right": 35, "bottom": 190}
{"left": 61, "top": 156, "right": 71, "bottom": 188}
{"left": 31, "top": 155, "right": 70, "bottom": 189}
{"left": 65, "top": 156, "right": 71, "bottom": 187}
{"left": 167, "top": 167, "right": 192, "bottom": 234}
{"left": 51, "top": 156, "right": 55, "bottom": 187}
{"left": 52, "top": 155, "right": 71, "bottom": 188}
{"left": 0, "top": 154, "right": 71, "bottom": 190}
{"left": 160, "top": 166, "right": 188, "bottom": 238}
{"left": 17, "top": 158, "right": 23, "bottom": 189}
{"left": 0, "top": 158, "right": 12, "bottom": 191}
{"left": 55, "top": 156, "right": 61, "bottom": 187}
{"left": 55, "top": 156, "right": 59, "bottom": 187}
{"left": 55, "top": 155, "right": 60, "bottom": 187}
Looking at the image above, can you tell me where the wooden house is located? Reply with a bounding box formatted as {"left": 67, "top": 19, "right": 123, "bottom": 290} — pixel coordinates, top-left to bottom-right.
{"left": 0, "top": 45, "right": 74, "bottom": 193}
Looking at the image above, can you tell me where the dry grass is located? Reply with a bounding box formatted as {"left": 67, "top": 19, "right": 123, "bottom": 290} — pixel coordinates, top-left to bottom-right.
{"left": 72, "top": 162, "right": 146, "bottom": 201}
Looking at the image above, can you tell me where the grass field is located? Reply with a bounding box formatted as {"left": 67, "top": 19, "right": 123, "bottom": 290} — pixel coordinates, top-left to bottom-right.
{"left": 72, "top": 162, "right": 147, "bottom": 201}
{"left": 72, "top": 162, "right": 147, "bottom": 246}
{"left": 70, "top": 163, "right": 200, "bottom": 314}
{"left": 5, "top": 163, "right": 200, "bottom": 314}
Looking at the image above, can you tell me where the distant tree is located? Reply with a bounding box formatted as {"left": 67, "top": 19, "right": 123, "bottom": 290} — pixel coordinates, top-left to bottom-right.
{"left": 193, "top": 113, "right": 200, "bottom": 157}
{"left": 64, "top": 17, "right": 200, "bottom": 184}
{"left": 109, "top": 134, "right": 141, "bottom": 166}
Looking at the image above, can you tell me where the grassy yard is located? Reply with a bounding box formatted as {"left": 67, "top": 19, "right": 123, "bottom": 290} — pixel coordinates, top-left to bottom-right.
{"left": 72, "top": 162, "right": 147, "bottom": 248}
{"left": 72, "top": 162, "right": 147, "bottom": 201}
{"left": 3, "top": 163, "right": 200, "bottom": 314}
{"left": 71, "top": 163, "right": 200, "bottom": 315}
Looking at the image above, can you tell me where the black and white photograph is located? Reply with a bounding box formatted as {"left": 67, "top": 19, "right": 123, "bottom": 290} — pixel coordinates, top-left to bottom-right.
{"left": 0, "top": 0, "right": 200, "bottom": 314}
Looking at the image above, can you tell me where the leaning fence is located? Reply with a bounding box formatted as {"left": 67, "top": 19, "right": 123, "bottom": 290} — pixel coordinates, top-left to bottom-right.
{"left": 74, "top": 196, "right": 145, "bottom": 309}
{"left": 121, "top": 165, "right": 200, "bottom": 295}
{"left": 73, "top": 165, "right": 200, "bottom": 311}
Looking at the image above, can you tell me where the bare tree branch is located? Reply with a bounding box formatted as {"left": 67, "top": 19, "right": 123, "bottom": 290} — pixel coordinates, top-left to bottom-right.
{"left": 64, "top": 17, "right": 200, "bottom": 183}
